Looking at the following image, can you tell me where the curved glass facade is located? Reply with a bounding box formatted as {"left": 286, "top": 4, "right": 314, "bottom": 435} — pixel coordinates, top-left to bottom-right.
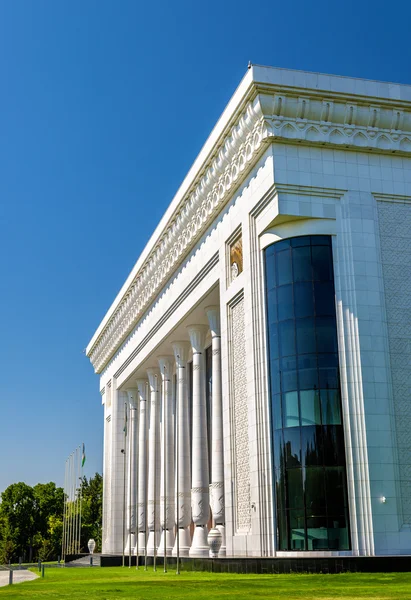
{"left": 264, "top": 235, "right": 350, "bottom": 551}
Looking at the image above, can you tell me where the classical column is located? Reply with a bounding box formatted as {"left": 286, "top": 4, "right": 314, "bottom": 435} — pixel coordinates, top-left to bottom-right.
{"left": 136, "top": 380, "right": 148, "bottom": 554}
{"left": 206, "top": 306, "right": 226, "bottom": 556}
{"left": 157, "top": 356, "right": 175, "bottom": 556}
{"left": 187, "top": 325, "right": 210, "bottom": 557}
{"left": 146, "top": 369, "right": 161, "bottom": 556}
{"left": 126, "top": 390, "right": 138, "bottom": 555}
{"left": 171, "top": 342, "right": 192, "bottom": 556}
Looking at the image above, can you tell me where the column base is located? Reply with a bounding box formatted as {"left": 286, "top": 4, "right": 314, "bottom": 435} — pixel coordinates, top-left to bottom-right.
{"left": 189, "top": 525, "right": 209, "bottom": 557}
{"left": 172, "top": 527, "right": 191, "bottom": 557}
{"left": 135, "top": 532, "right": 146, "bottom": 555}
{"left": 146, "top": 530, "right": 159, "bottom": 556}
{"left": 157, "top": 529, "right": 175, "bottom": 556}
{"left": 217, "top": 524, "right": 226, "bottom": 557}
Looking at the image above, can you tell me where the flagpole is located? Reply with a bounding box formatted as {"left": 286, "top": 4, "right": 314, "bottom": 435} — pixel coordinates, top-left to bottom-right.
{"left": 122, "top": 401, "right": 127, "bottom": 567}
{"left": 79, "top": 443, "right": 85, "bottom": 553}
{"left": 144, "top": 385, "right": 148, "bottom": 572}
{"left": 128, "top": 404, "right": 133, "bottom": 568}
{"left": 176, "top": 364, "right": 180, "bottom": 575}
{"left": 134, "top": 397, "right": 139, "bottom": 570}
{"left": 74, "top": 447, "right": 78, "bottom": 554}
{"left": 163, "top": 365, "right": 167, "bottom": 574}
{"left": 68, "top": 453, "right": 73, "bottom": 554}
{"left": 77, "top": 445, "right": 81, "bottom": 553}
{"left": 61, "top": 457, "right": 67, "bottom": 560}
{"left": 153, "top": 374, "right": 158, "bottom": 573}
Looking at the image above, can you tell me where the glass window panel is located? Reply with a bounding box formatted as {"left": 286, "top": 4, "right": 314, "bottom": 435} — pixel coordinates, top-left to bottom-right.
{"left": 286, "top": 469, "right": 304, "bottom": 510}
{"left": 274, "top": 239, "right": 290, "bottom": 252}
{"left": 275, "top": 468, "right": 287, "bottom": 514}
{"left": 296, "top": 317, "right": 316, "bottom": 354}
{"left": 316, "top": 317, "right": 338, "bottom": 353}
{"left": 273, "top": 430, "right": 284, "bottom": 470}
{"left": 306, "top": 515, "right": 328, "bottom": 550}
{"left": 326, "top": 515, "right": 350, "bottom": 550}
{"left": 305, "top": 468, "right": 326, "bottom": 517}
{"left": 301, "top": 426, "right": 323, "bottom": 467}
{"left": 268, "top": 323, "right": 279, "bottom": 360}
{"left": 292, "top": 246, "right": 312, "bottom": 282}
{"left": 270, "top": 359, "right": 280, "bottom": 396}
{"left": 283, "top": 391, "right": 299, "bottom": 428}
{"left": 320, "top": 389, "right": 342, "bottom": 425}
{"left": 288, "top": 510, "right": 306, "bottom": 550}
{"left": 267, "top": 288, "right": 278, "bottom": 323}
{"left": 314, "top": 281, "right": 335, "bottom": 316}
{"left": 300, "top": 390, "right": 321, "bottom": 426}
{"left": 325, "top": 467, "right": 348, "bottom": 512}
{"left": 277, "top": 510, "right": 288, "bottom": 550}
{"left": 277, "top": 284, "right": 294, "bottom": 321}
{"left": 319, "top": 366, "right": 339, "bottom": 389}
{"left": 282, "top": 370, "right": 298, "bottom": 393}
{"left": 291, "top": 236, "right": 310, "bottom": 247}
{"left": 312, "top": 246, "right": 333, "bottom": 281}
{"left": 276, "top": 249, "right": 292, "bottom": 286}
{"left": 298, "top": 354, "right": 319, "bottom": 390}
{"left": 283, "top": 427, "right": 301, "bottom": 468}
{"left": 312, "top": 235, "right": 331, "bottom": 246}
{"left": 272, "top": 394, "right": 282, "bottom": 430}
{"left": 279, "top": 319, "right": 296, "bottom": 357}
{"left": 265, "top": 244, "right": 276, "bottom": 258}
{"left": 294, "top": 281, "right": 314, "bottom": 318}
{"left": 265, "top": 262, "right": 277, "bottom": 293}
{"left": 323, "top": 425, "right": 346, "bottom": 467}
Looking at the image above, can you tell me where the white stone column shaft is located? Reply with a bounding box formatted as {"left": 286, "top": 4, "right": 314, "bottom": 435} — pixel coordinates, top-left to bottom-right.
{"left": 206, "top": 306, "right": 226, "bottom": 556}
{"left": 136, "top": 380, "right": 148, "bottom": 553}
{"left": 126, "top": 390, "right": 138, "bottom": 554}
{"left": 187, "top": 325, "right": 210, "bottom": 557}
{"left": 146, "top": 369, "right": 161, "bottom": 556}
{"left": 108, "top": 383, "right": 128, "bottom": 554}
{"left": 172, "top": 342, "right": 192, "bottom": 556}
{"left": 157, "top": 356, "right": 175, "bottom": 555}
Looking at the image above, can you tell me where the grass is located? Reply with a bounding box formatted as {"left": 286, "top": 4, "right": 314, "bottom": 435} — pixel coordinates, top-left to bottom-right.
{"left": 2, "top": 567, "right": 411, "bottom": 600}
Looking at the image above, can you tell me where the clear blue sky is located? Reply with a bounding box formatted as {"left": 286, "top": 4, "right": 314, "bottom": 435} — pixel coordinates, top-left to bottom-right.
{"left": 0, "top": 0, "right": 410, "bottom": 493}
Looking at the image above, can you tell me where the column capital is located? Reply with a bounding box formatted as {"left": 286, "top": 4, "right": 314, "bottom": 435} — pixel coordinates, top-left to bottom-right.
{"left": 157, "top": 356, "right": 174, "bottom": 380}
{"left": 147, "top": 368, "right": 161, "bottom": 390}
{"left": 205, "top": 306, "right": 221, "bottom": 338}
{"left": 172, "top": 341, "right": 191, "bottom": 366}
{"left": 136, "top": 379, "right": 147, "bottom": 400}
{"left": 126, "top": 389, "right": 138, "bottom": 408}
{"left": 187, "top": 324, "right": 208, "bottom": 353}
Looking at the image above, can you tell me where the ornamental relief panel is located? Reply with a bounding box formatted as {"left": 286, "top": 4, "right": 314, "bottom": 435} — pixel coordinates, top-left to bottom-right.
{"left": 377, "top": 199, "right": 411, "bottom": 523}
{"left": 230, "top": 295, "right": 251, "bottom": 532}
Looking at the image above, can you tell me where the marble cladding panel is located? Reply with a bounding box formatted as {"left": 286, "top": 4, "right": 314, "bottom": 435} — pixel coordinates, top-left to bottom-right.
{"left": 231, "top": 297, "right": 252, "bottom": 532}
{"left": 377, "top": 200, "right": 411, "bottom": 523}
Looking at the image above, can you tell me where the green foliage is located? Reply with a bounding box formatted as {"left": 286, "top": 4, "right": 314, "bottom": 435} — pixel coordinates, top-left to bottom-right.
{"left": 0, "top": 474, "right": 102, "bottom": 563}
{"left": 79, "top": 473, "right": 103, "bottom": 552}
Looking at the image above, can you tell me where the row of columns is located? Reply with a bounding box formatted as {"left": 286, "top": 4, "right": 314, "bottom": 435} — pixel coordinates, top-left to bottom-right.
{"left": 124, "top": 306, "right": 225, "bottom": 557}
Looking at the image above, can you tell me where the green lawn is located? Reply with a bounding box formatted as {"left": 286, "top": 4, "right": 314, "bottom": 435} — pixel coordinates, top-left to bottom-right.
{"left": 2, "top": 567, "right": 411, "bottom": 600}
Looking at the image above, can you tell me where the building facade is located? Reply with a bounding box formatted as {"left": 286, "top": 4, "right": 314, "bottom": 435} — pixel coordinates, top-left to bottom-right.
{"left": 87, "top": 66, "right": 411, "bottom": 557}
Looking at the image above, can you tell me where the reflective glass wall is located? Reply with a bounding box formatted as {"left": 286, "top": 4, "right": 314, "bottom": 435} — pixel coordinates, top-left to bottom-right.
{"left": 264, "top": 235, "right": 350, "bottom": 551}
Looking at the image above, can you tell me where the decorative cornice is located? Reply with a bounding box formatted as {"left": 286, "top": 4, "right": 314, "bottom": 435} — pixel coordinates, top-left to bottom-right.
{"left": 88, "top": 81, "right": 411, "bottom": 374}
{"left": 88, "top": 96, "right": 271, "bottom": 373}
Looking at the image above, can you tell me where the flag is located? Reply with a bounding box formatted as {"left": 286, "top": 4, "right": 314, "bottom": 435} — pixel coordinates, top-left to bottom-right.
{"left": 81, "top": 443, "right": 86, "bottom": 467}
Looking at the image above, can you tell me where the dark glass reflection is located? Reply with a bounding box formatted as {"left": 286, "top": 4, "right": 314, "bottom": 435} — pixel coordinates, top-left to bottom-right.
{"left": 265, "top": 235, "right": 350, "bottom": 551}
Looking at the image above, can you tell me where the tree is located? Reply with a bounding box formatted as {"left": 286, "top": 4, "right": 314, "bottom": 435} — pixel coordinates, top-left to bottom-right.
{"left": 79, "top": 473, "right": 103, "bottom": 552}
{"left": 0, "top": 482, "right": 37, "bottom": 562}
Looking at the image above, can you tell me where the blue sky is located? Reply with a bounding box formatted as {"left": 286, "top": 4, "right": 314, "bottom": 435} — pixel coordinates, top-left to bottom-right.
{"left": 0, "top": 0, "right": 410, "bottom": 493}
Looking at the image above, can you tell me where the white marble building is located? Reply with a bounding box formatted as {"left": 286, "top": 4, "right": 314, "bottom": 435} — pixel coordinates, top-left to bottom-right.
{"left": 87, "top": 65, "right": 411, "bottom": 558}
